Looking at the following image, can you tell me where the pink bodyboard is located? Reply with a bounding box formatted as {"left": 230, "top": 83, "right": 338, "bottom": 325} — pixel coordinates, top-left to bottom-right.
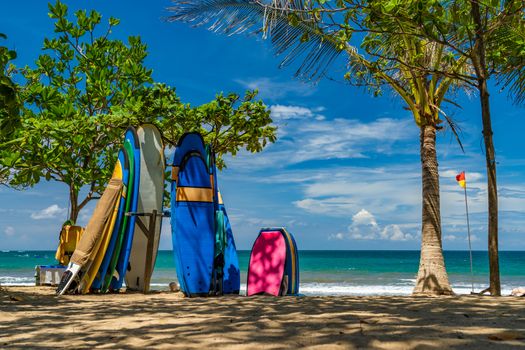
{"left": 247, "top": 231, "right": 286, "bottom": 296}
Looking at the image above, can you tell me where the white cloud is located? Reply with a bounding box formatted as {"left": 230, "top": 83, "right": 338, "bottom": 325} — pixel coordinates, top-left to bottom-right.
{"left": 333, "top": 209, "right": 415, "bottom": 241}
{"left": 499, "top": 187, "right": 525, "bottom": 199}
{"left": 441, "top": 170, "right": 484, "bottom": 183}
{"left": 225, "top": 112, "right": 417, "bottom": 170}
{"left": 438, "top": 165, "right": 525, "bottom": 235}
{"left": 31, "top": 204, "right": 67, "bottom": 220}
{"left": 4, "top": 226, "right": 15, "bottom": 236}
{"left": 328, "top": 232, "right": 345, "bottom": 240}
{"left": 235, "top": 77, "right": 315, "bottom": 100}
{"left": 284, "top": 165, "right": 421, "bottom": 221}
{"left": 445, "top": 233, "right": 479, "bottom": 243}
{"left": 270, "top": 105, "right": 325, "bottom": 121}
{"left": 381, "top": 224, "right": 414, "bottom": 241}
{"left": 348, "top": 209, "right": 380, "bottom": 240}
{"left": 289, "top": 117, "right": 415, "bottom": 162}
{"left": 352, "top": 209, "right": 378, "bottom": 227}
{"left": 294, "top": 197, "right": 358, "bottom": 216}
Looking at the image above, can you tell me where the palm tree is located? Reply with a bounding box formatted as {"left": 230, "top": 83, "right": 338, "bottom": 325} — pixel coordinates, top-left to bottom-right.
{"left": 353, "top": 36, "right": 467, "bottom": 295}
{"left": 168, "top": 0, "right": 469, "bottom": 294}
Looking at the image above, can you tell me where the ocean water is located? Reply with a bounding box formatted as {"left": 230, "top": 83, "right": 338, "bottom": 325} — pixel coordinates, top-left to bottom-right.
{"left": 1, "top": 250, "right": 523, "bottom": 296}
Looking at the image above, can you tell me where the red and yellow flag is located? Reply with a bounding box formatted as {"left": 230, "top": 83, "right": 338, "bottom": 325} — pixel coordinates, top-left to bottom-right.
{"left": 456, "top": 171, "right": 466, "bottom": 188}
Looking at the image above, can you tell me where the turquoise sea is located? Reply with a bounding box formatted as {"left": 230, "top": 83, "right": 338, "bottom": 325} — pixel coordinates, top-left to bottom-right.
{"left": 1, "top": 250, "right": 523, "bottom": 295}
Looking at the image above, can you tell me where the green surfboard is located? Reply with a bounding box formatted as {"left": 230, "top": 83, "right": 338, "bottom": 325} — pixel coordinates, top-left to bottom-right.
{"left": 101, "top": 139, "right": 136, "bottom": 293}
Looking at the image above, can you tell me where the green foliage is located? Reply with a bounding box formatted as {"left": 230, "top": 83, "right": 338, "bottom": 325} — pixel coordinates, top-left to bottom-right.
{"left": 349, "top": 1, "right": 473, "bottom": 128}
{"left": 160, "top": 90, "right": 275, "bottom": 169}
{"left": 489, "top": 11, "right": 525, "bottom": 104}
{"left": 0, "top": 1, "right": 275, "bottom": 220}
{"left": 2, "top": 0, "right": 158, "bottom": 217}
{"left": 167, "top": 0, "right": 343, "bottom": 80}
{"left": 0, "top": 33, "right": 20, "bottom": 141}
{"left": 168, "top": 0, "right": 470, "bottom": 128}
{"left": 361, "top": 0, "right": 524, "bottom": 102}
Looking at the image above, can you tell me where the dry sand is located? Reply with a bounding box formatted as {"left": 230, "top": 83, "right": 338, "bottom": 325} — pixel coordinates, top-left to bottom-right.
{"left": 1, "top": 286, "right": 524, "bottom": 349}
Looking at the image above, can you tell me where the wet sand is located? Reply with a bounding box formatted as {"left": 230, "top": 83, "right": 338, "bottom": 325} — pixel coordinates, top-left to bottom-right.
{"left": 1, "top": 286, "right": 524, "bottom": 349}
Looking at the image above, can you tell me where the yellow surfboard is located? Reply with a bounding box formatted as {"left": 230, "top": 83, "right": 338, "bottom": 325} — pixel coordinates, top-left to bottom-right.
{"left": 79, "top": 160, "right": 123, "bottom": 294}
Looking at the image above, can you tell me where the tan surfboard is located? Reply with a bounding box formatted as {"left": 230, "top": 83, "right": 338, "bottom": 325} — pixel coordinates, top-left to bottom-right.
{"left": 78, "top": 158, "right": 124, "bottom": 294}
{"left": 56, "top": 177, "right": 122, "bottom": 296}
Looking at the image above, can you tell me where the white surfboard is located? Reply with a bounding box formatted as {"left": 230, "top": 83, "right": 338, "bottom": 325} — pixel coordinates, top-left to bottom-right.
{"left": 126, "top": 124, "right": 165, "bottom": 292}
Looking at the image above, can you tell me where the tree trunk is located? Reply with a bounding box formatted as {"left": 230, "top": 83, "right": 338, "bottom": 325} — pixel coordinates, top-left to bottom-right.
{"left": 470, "top": 0, "right": 501, "bottom": 296}
{"left": 69, "top": 186, "right": 80, "bottom": 224}
{"left": 413, "top": 124, "right": 453, "bottom": 296}
{"left": 480, "top": 81, "right": 501, "bottom": 296}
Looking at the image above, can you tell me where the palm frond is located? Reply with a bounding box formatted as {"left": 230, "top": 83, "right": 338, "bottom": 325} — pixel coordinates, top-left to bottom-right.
{"left": 167, "top": 0, "right": 343, "bottom": 80}
{"left": 491, "top": 22, "right": 525, "bottom": 105}
{"left": 430, "top": 102, "right": 464, "bottom": 153}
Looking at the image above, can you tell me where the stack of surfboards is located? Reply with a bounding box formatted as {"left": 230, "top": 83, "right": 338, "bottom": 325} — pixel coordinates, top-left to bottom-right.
{"left": 57, "top": 124, "right": 165, "bottom": 295}
{"left": 171, "top": 132, "right": 241, "bottom": 297}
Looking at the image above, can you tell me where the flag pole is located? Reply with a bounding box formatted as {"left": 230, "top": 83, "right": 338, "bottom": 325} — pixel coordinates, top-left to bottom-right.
{"left": 463, "top": 179, "right": 474, "bottom": 293}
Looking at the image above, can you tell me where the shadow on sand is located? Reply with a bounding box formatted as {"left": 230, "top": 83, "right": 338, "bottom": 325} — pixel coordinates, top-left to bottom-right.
{"left": 0, "top": 286, "right": 524, "bottom": 349}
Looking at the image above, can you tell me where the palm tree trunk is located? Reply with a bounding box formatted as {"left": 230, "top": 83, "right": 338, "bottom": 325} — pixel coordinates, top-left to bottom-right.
{"left": 470, "top": 0, "right": 501, "bottom": 296}
{"left": 413, "top": 124, "right": 453, "bottom": 295}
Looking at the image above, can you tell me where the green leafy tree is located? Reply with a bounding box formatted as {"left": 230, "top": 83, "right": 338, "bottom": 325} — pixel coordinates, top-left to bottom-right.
{"left": 123, "top": 87, "right": 275, "bottom": 169}
{"left": 0, "top": 33, "right": 21, "bottom": 185}
{"left": 0, "top": 1, "right": 275, "bottom": 223}
{"left": 167, "top": 0, "right": 480, "bottom": 295}
{"left": 0, "top": 33, "right": 20, "bottom": 140}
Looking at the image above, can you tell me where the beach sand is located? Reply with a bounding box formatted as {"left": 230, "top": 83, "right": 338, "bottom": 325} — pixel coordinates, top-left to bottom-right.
{"left": 1, "top": 286, "right": 524, "bottom": 349}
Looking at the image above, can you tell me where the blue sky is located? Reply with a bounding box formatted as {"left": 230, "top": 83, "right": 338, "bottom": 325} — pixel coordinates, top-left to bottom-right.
{"left": 1, "top": 0, "right": 524, "bottom": 251}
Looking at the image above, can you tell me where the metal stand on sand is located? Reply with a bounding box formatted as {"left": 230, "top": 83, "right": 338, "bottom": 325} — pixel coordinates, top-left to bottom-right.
{"left": 125, "top": 210, "right": 169, "bottom": 294}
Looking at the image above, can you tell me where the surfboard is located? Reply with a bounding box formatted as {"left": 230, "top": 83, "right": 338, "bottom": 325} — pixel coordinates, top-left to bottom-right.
{"left": 218, "top": 200, "right": 241, "bottom": 294}
{"left": 56, "top": 178, "right": 123, "bottom": 296}
{"left": 126, "top": 124, "right": 165, "bottom": 292}
{"left": 78, "top": 182, "right": 121, "bottom": 294}
{"left": 101, "top": 140, "right": 135, "bottom": 293}
{"left": 90, "top": 148, "right": 130, "bottom": 291}
{"left": 171, "top": 132, "right": 215, "bottom": 297}
{"left": 110, "top": 127, "right": 140, "bottom": 292}
{"left": 209, "top": 146, "right": 240, "bottom": 295}
{"left": 281, "top": 228, "right": 299, "bottom": 295}
{"left": 247, "top": 230, "right": 287, "bottom": 296}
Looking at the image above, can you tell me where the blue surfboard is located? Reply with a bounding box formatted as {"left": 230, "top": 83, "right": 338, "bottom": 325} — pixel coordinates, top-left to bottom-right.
{"left": 171, "top": 133, "right": 214, "bottom": 297}
{"left": 110, "top": 127, "right": 140, "bottom": 291}
{"left": 218, "top": 202, "right": 240, "bottom": 294}
{"left": 91, "top": 148, "right": 130, "bottom": 290}
{"left": 171, "top": 132, "right": 241, "bottom": 296}
{"left": 209, "top": 143, "right": 240, "bottom": 295}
